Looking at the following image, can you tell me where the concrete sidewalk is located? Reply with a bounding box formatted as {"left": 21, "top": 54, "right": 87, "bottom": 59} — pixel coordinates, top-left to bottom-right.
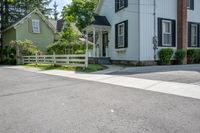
{"left": 7, "top": 66, "right": 200, "bottom": 100}
{"left": 38, "top": 70, "right": 200, "bottom": 99}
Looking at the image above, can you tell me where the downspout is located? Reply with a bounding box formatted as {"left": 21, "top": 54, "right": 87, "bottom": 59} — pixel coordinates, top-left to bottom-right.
{"left": 138, "top": 0, "right": 140, "bottom": 62}
{"left": 153, "top": 0, "right": 158, "bottom": 61}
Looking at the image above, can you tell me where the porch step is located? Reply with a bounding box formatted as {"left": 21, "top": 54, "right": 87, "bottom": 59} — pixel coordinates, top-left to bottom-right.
{"left": 98, "top": 57, "right": 111, "bottom": 65}
{"left": 89, "top": 57, "right": 111, "bottom": 65}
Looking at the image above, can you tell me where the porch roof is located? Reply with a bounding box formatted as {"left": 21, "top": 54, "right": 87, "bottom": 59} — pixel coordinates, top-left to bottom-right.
{"left": 91, "top": 15, "right": 111, "bottom": 26}
{"left": 83, "top": 15, "right": 111, "bottom": 32}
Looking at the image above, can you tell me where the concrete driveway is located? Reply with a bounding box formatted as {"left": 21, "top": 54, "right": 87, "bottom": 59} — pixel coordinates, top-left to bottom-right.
{"left": 0, "top": 66, "right": 200, "bottom": 133}
{"left": 109, "top": 64, "right": 200, "bottom": 85}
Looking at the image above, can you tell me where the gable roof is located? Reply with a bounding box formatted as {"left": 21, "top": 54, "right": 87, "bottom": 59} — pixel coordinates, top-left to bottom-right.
{"left": 3, "top": 8, "right": 56, "bottom": 33}
{"left": 91, "top": 15, "right": 111, "bottom": 26}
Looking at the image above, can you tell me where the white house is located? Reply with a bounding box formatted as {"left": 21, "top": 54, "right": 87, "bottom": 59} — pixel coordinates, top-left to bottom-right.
{"left": 84, "top": 0, "right": 199, "bottom": 65}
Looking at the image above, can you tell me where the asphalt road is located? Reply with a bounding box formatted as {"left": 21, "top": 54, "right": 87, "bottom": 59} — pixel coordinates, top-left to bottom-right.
{"left": 0, "top": 67, "right": 200, "bottom": 133}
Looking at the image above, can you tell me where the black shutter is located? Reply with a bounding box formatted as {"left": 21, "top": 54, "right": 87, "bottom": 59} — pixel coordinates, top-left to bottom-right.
{"left": 172, "top": 20, "right": 176, "bottom": 47}
{"left": 188, "top": 22, "right": 191, "bottom": 47}
{"left": 115, "top": 24, "right": 118, "bottom": 48}
{"left": 124, "top": 20, "right": 128, "bottom": 48}
{"left": 190, "top": 0, "right": 194, "bottom": 10}
{"left": 125, "top": 0, "right": 128, "bottom": 8}
{"left": 115, "top": 0, "right": 119, "bottom": 12}
{"left": 158, "top": 18, "right": 162, "bottom": 47}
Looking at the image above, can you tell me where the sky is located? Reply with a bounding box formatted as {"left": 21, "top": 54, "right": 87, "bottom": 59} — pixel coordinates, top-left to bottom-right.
{"left": 50, "top": 0, "right": 72, "bottom": 13}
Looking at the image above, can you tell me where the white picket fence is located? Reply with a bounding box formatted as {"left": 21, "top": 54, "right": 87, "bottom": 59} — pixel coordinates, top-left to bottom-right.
{"left": 22, "top": 53, "right": 88, "bottom": 68}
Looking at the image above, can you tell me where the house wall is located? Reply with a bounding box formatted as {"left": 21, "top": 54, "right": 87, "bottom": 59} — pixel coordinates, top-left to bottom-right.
{"left": 3, "top": 28, "right": 16, "bottom": 45}
{"left": 15, "top": 13, "right": 54, "bottom": 53}
{"left": 99, "top": 0, "right": 140, "bottom": 61}
{"left": 140, "top": 0, "right": 200, "bottom": 61}
{"left": 97, "top": 0, "right": 200, "bottom": 62}
{"left": 139, "top": 0, "right": 177, "bottom": 61}
{"left": 188, "top": 0, "right": 200, "bottom": 22}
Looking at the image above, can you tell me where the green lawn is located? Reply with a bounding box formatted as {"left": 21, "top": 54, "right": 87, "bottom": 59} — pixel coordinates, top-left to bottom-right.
{"left": 23, "top": 63, "right": 104, "bottom": 73}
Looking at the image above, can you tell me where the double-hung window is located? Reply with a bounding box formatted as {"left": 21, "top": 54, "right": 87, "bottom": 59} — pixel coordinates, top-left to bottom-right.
{"left": 191, "top": 24, "right": 198, "bottom": 47}
{"left": 162, "top": 20, "right": 172, "bottom": 46}
{"left": 115, "top": 20, "right": 128, "bottom": 48}
{"left": 115, "top": 0, "right": 128, "bottom": 12}
{"left": 118, "top": 23, "right": 125, "bottom": 48}
{"left": 32, "top": 20, "right": 40, "bottom": 33}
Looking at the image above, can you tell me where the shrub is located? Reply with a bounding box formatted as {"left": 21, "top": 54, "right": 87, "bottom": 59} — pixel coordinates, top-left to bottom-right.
{"left": 187, "top": 49, "right": 200, "bottom": 64}
{"left": 75, "top": 50, "right": 85, "bottom": 54}
{"left": 175, "top": 49, "right": 187, "bottom": 64}
{"left": 47, "top": 40, "right": 91, "bottom": 55}
{"left": 159, "top": 48, "right": 174, "bottom": 65}
{"left": 15, "top": 40, "right": 38, "bottom": 55}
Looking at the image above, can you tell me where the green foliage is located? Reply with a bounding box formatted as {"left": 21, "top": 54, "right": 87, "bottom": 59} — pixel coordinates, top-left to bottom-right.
{"left": 24, "top": 63, "right": 103, "bottom": 73}
{"left": 2, "top": 46, "right": 16, "bottom": 65}
{"left": 47, "top": 40, "right": 88, "bottom": 55}
{"left": 187, "top": 49, "right": 200, "bottom": 64}
{"left": 175, "top": 49, "right": 187, "bottom": 64}
{"left": 159, "top": 48, "right": 174, "bottom": 65}
{"left": 60, "top": 19, "right": 79, "bottom": 42}
{"left": 62, "top": 0, "right": 98, "bottom": 30}
{"left": 15, "top": 40, "right": 39, "bottom": 55}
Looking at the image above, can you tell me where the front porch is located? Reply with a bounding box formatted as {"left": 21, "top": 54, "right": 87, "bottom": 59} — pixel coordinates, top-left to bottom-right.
{"left": 84, "top": 15, "right": 111, "bottom": 59}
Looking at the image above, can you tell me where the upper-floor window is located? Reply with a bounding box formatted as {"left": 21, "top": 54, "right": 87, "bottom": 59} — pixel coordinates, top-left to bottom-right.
{"left": 115, "top": 0, "right": 128, "bottom": 12}
{"left": 119, "top": 0, "right": 125, "bottom": 9}
{"left": 32, "top": 20, "right": 40, "bottom": 33}
{"left": 187, "top": 0, "right": 194, "bottom": 10}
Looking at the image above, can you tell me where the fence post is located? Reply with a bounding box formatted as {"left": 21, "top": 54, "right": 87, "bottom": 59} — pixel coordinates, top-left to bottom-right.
{"left": 53, "top": 52, "right": 56, "bottom": 65}
{"left": 85, "top": 52, "right": 88, "bottom": 68}
{"left": 35, "top": 53, "right": 38, "bottom": 66}
{"left": 22, "top": 56, "right": 24, "bottom": 65}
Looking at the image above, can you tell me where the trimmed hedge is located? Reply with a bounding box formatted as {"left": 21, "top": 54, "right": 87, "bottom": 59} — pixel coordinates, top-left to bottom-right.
{"left": 159, "top": 48, "right": 174, "bottom": 65}
{"left": 187, "top": 49, "right": 200, "bottom": 64}
{"left": 175, "top": 49, "right": 187, "bottom": 64}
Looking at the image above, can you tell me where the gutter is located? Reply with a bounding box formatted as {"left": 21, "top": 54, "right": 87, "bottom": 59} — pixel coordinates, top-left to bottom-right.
{"left": 138, "top": 0, "right": 140, "bottom": 62}
{"left": 153, "top": 0, "right": 158, "bottom": 61}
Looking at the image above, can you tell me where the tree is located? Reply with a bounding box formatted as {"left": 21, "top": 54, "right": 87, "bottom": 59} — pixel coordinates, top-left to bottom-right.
{"left": 53, "top": 1, "right": 59, "bottom": 20}
{"left": 62, "top": 0, "right": 98, "bottom": 30}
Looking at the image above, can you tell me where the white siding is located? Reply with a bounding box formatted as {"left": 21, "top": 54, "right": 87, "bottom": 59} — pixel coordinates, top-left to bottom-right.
{"left": 98, "top": 0, "right": 200, "bottom": 61}
{"left": 99, "top": 0, "right": 140, "bottom": 61}
{"left": 188, "top": 0, "right": 200, "bottom": 22}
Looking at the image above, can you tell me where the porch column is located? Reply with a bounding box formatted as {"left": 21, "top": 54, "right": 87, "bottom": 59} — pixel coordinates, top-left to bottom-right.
{"left": 99, "top": 31, "right": 103, "bottom": 57}
{"left": 93, "top": 28, "right": 96, "bottom": 57}
{"left": 177, "top": 0, "right": 187, "bottom": 64}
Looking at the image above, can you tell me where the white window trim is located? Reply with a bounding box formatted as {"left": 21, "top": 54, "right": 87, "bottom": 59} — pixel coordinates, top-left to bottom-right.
{"left": 32, "top": 19, "right": 40, "bottom": 33}
{"left": 191, "top": 24, "right": 198, "bottom": 47}
{"left": 162, "top": 20, "right": 172, "bottom": 46}
{"left": 118, "top": 0, "right": 125, "bottom": 9}
{"left": 118, "top": 23, "right": 125, "bottom": 48}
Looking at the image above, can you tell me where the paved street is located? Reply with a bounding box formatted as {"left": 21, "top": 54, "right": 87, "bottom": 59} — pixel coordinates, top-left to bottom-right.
{"left": 110, "top": 64, "right": 200, "bottom": 85}
{"left": 0, "top": 67, "right": 200, "bottom": 133}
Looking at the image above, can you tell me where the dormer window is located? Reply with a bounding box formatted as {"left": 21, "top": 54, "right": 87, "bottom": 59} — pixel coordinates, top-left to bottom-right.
{"left": 115, "top": 0, "right": 128, "bottom": 12}
{"left": 187, "top": 0, "right": 194, "bottom": 10}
